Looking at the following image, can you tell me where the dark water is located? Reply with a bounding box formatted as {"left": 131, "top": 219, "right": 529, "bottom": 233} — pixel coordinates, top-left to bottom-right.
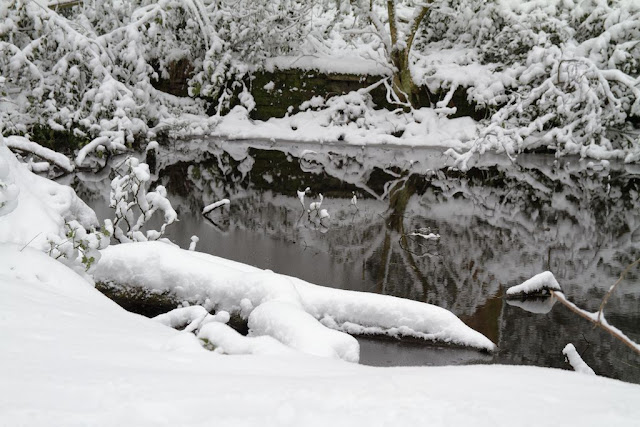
{"left": 70, "top": 138, "right": 640, "bottom": 383}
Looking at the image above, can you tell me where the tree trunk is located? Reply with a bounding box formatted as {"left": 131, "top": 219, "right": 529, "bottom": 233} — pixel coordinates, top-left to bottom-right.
{"left": 391, "top": 48, "right": 420, "bottom": 107}
{"left": 388, "top": 3, "right": 432, "bottom": 108}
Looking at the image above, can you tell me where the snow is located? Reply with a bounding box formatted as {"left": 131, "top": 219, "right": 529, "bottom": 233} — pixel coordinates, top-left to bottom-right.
{"left": 202, "top": 198, "right": 230, "bottom": 214}
{"left": 2, "top": 0, "right": 639, "bottom": 166}
{"left": 506, "top": 271, "right": 562, "bottom": 296}
{"left": 0, "top": 139, "right": 20, "bottom": 217}
{"left": 263, "top": 81, "right": 275, "bottom": 91}
{"left": 264, "top": 55, "right": 392, "bottom": 77}
{"left": 2, "top": 142, "right": 640, "bottom": 424}
{"left": 93, "top": 241, "right": 497, "bottom": 353}
{"left": 563, "top": 343, "right": 596, "bottom": 376}
{"left": 5, "top": 135, "right": 74, "bottom": 172}
{"left": 0, "top": 143, "right": 97, "bottom": 249}
{"left": 2, "top": 244, "right": 640, "bottom": 426}
{"left": 197, "top": 321, "right": 296, "bottom": 356}
{"left": 188, "top": 235, "right": 199, "bottom": 251}
{"left": 153, "top": 305, "right": 211, "bottom": 331}
{"left": 211, "top": 101, "right": 478, "bottom": 149}
{"left": 248, "top": 300, "right": 359, "bottom": 362}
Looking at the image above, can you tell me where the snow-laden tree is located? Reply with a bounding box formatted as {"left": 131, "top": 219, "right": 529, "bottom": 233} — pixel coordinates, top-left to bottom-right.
{"left": 414, "top": 0, "right": 640, "bottom": 165}
{"left": 1, "top": 0, "right": 639, "bottom": 163}
{"left": 343, "top": 0, "right": 434, "bottom": 106}
{"left": 190, "top": 0, "right": 314, "bottom": 103}
{"left": 0, "top": 0, "right": 212, "bottom": 165}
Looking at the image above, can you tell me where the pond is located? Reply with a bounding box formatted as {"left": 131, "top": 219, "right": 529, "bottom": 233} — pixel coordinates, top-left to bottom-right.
{"left": 67, "top": 138, "right": 640, "bottom": 383}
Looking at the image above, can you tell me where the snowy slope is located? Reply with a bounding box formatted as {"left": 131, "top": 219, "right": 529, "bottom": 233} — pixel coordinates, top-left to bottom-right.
{"left": 1, "top": 244, "right": 640, "bottom": 427}
{"left": 0, "top": 144, "right": 97, "bottom": 249}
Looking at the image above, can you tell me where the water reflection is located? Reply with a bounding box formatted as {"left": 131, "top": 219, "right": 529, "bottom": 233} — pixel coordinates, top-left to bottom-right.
{"left": 70, "top": 138, "right": 640, "bottom": 382}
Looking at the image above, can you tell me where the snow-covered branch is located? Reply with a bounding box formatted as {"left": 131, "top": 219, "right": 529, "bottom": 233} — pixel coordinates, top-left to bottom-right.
{"left": 5, "top": 136, "right": 74, "bottom": 172}
{"left": 507, "top": 271, "right": 640, "bottom": 355}
{"left": 109, "top": 157, "right": 177, "bottom": 243}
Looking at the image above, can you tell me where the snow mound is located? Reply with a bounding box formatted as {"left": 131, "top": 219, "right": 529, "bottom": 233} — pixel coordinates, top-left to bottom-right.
{"left": 506, "top": 271, "right": 562, "bottom": 296}
{"left": 93, "top": 241, "right": 497, "bottom": 355}
{"left": 563, "top": 343, "right": 596, "bottom": 376}
{"left": 0, "top": 145, "right": 97, "bottom": 248}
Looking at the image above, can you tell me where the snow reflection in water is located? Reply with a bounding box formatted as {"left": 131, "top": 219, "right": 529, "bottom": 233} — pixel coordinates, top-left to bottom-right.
{"left": 71, "top": 138, "right": 640, "bottom": 383}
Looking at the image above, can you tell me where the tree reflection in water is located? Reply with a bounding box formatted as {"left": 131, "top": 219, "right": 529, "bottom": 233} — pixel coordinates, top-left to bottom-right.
{"left": 70, "top": 139, "right": 640, "bottom": 383}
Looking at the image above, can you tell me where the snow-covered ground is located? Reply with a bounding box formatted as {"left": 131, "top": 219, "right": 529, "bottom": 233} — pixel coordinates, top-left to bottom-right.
{"left": 3, "top": 244, "right": 640, "bottom": 426}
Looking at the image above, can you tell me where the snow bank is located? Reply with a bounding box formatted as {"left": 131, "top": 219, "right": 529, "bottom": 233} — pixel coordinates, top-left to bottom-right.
{"left": 506, "top": 271, "right": 562, "bottom": 296}
{"left": 211, "top": 101, "right": 477, "bottom": 149}
{"left": 0, "top": 144, "right": 97, "bottom": 248}
{"left": 563, "top": 343, "right": 596, "bottom": 376}
{"left": 3, "top": 243, "right": 640, "bottom": 426}
{"left": 93, "top": 241, "right": 497, "bottom": 353}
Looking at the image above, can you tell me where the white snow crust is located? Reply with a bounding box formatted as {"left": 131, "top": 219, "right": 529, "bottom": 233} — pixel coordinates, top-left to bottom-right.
{"left": 202, "top": 198, "right": 230, "bottom": 214}
{"left": 264, "top": 55, "right": 392, "bottom": 77}
{"left": 211, "top": 103, "right": 477, "bottom": 149}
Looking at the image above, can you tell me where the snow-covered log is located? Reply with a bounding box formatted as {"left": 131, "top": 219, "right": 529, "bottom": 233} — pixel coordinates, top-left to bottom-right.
{"left": 93, "top": 241, "right": 497, "bottom": 358}
{"left": 506, "top": 271, "right": 561, "bottom": 297}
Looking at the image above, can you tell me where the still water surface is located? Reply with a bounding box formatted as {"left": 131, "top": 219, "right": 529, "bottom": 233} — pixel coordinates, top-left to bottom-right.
{"left": 70, "top": 138, "right": 640, "bottom": 383}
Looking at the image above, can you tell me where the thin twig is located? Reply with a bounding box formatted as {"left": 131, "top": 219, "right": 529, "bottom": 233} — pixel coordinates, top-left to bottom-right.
{"left": 19, "top": 233, "right": 42, "bottom": 252}
{"left": 597, "top": 257, "right": 640, "bottom": 323}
